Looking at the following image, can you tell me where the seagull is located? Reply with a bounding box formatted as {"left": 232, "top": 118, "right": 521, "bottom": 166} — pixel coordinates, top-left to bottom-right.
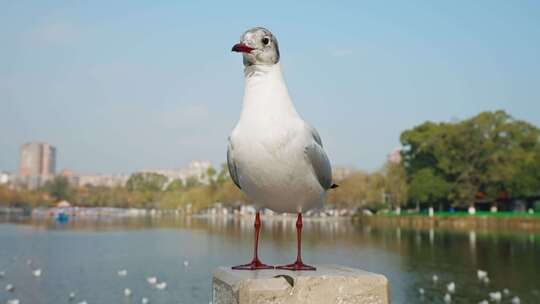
{"left": 124, "top": 288, "right": 132, "bottom": 297}
{"left": 117, "top": 269, "right": 128, "bottom": 277}
{"left": 141, "top": 297, "right": 149, "bottom": 304}
{"left": 155, "top": 282, "right": 167, "bottom": 290}
{"left": 478, "top": 300, "right": 488, "bottom": 304}
{"left": 183, "top": 260, "right": 189, "bottom": 267}
{"left": 77, "top": 301, "right": 88, "bottom": 304}
{"left": 447, "top": 282, "right": 455, "bottom": 294}
{"left": 146, "top": 277, "right": 158, "bottom": 285}
{"left": 228, "top": 27, "right": 337, "bottom": 271}
{"left": 489, "top": 291, "right": 502, "bottom": 302}
{"left": 6, "top": 299, "right": 19, "bottom": 304}
{"left": 32, "top": 268, "right": 42, "bottom": 277}
{"left": 432, "top": 274, "right": 439, "bottom": 283}
{"left": 511, "top": 296, "right": 521, "bottom": 304}
{"left": 69, "top": 291, "right": 76, "bottom": 300}
{"left": 444, "top": 293, "right": 452, "bottom": 303}
{"left": 0, "top": 270, "right": 5, "bottom": 278}
{"left": 477, "top": 270, "right": 487, "bottom": 280}
{"left": 503, "top": 288, "right": 510, "bottom": 296}
{"left": 418, "top": 288, "right": 425, "bottom": 296}
{"left": 6, "top": 283, "right": 14, "bottom": 292}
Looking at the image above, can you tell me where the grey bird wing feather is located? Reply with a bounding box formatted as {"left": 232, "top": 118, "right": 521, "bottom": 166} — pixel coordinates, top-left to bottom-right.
{"left": 305, "top": 125, "right": 333, "bottom": 190}
{"left": 227, "top": 138, "right": 242, "bottom": 189}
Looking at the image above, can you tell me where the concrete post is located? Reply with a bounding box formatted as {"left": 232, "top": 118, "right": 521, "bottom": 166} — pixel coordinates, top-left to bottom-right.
{"left": 212, "top": 264, "right": 389, "bottom": 304}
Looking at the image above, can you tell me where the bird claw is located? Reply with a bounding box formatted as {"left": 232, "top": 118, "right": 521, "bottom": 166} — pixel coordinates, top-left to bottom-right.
{"left": 232, "top": 259, "right": 274, "bottom": 270}
{"left": 276, "top": 261, "right": 316, "bottom": 271}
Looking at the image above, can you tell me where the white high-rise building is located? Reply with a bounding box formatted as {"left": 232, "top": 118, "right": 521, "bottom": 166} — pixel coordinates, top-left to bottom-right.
{"left": 18, "top": 142, "right": 56, "bottom": 188}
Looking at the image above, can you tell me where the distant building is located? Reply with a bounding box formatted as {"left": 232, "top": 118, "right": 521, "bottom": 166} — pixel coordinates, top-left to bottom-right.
{"left": 19, "top": 142, "right": 56, "bottom": 176}
{"left": 59, "top": 169, "right": 80, "bottom": 186}
{"left": 18, "top": 142, "right": 57, "bottom": 188}
{"left": 387, "top": 147, "right": 402, "bottom": 164}
{"left": 141, "top": 160, "right": 213, "bottom": 185}
{"left": 77, "top": 174, "right": 130, "bottom": 188}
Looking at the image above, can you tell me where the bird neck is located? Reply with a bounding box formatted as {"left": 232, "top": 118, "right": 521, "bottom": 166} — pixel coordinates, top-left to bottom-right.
{"left": 240, "top": 63, "right": 299, "bottom": 121}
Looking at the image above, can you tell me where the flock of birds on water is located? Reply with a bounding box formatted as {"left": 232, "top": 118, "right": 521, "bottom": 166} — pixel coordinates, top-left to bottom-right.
{"left": 0, "top": 258, "right": 191, "bottom": 304}
{"left": 418, "top": 269, "right": 522, "bottom": 304}
{"left": 0, "top": 256, "right": 533, "bottom": 304}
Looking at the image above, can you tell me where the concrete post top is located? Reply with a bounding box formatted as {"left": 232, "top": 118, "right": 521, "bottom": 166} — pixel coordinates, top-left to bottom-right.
{"left": 213, "top": 265, "right": 389, "bottom": 304}
{"left": 214, "top": 264, "right": 387, "bottom": 284}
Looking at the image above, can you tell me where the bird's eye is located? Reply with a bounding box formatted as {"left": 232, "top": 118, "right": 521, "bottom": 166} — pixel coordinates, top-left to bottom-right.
{"left": 262, "top": 37, "right": 269, "bottom": 45}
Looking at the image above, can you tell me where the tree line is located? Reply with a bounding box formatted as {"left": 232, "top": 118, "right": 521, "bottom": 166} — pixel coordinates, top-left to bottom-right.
{"left": 401, "top": 110, "right": 540, "bottom": 209}
{"left": 1, "top": 110, "right": 538, "bottom": 212}
{"left": 0, "top": 166, "right": 245, "bottom": 212}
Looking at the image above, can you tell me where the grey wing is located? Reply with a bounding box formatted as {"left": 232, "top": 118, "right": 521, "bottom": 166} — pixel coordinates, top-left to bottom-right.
{"left": 305, "top": 125, "right": 333, "bottom": 190}
{"left": 227, "top": 138, "right": 242, "bottom": 190}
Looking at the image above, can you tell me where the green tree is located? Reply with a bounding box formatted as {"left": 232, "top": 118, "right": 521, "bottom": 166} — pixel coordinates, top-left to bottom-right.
{"left": 408, "top": 168, "right": 451, "bottom": 207}
{"left": 166, "top": 179, "right": 185, "bottom": 191}
{"left": 43, "top": 176, "right": 73, "bottom": 202}
{"left": 401, "top": 110, "right": 540, "bottom": 207}
{"left": 383, "top": 161, "right": 408, "bottom": 207}
{"left": 126, "top": 173, "right": 168, "bottom": 192}
{"left": 206, "top": 167, "right": 217, "bottom": 180}
{"left": 184, "top": 176, "right": 201, "bottom": 188}
{"left": 216, "top": 163, "right": 230, "bottom": 185}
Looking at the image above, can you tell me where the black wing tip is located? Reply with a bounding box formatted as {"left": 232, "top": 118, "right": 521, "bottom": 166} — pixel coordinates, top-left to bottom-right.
{"left": 330, "top": 184, "right": 339, "bottom": 189}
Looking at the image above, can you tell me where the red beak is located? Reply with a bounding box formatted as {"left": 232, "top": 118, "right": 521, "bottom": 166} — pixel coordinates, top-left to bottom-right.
{"left": 231, "top": 43, "right": 254, "bottom": 53}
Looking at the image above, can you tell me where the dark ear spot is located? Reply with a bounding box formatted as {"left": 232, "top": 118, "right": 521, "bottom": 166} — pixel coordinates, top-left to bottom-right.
{"left": 274, "top": 38, "right": 280, "bottom": 63}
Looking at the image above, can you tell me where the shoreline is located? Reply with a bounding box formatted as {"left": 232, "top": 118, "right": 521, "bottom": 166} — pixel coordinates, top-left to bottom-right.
{"left": 358, "top": 213, "right": 540, "bottom": 231}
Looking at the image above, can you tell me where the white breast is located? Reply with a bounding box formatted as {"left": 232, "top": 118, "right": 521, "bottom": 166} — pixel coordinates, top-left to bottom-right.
{"left": 230, "top": 63, "right": 325, "bottom": 213}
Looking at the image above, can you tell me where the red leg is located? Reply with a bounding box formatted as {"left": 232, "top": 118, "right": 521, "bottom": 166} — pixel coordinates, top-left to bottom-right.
{"left": 232, "top": 211, "right": 274, "bottom": 270}
{"left": 276, "top": 213, "right": 316, "bottom": 271}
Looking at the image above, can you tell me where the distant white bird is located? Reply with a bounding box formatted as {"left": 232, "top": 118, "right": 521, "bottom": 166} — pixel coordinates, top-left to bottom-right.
{"left": 229, "top": 27, "right": 337, "bottom": 271}
{"left": 511, "top": 296, "right": 521, "bottom": 304}
{"left": 418, "top": 288, "right": 425, "bottom": 296}
{"left": 124, "top": 288, "right": 132, "bottom": 297}
{"left": 482, "top": 276, "right": 490, "bottom": 285}
{"left": 477, "top": 270, "right": 488, "bottom": 281}
{"left": 77, "top": 301, "right": 87, "bottom": 304}
{"left": 447, "top": 282, "right": 456, "bottom": 294}
{"left": 503, "top": 288, "right": 510, "bottom": 296}
{"left": 146, "top": 277, "right": 158, "bottom": 285}
{"left": 155, "top": 282, "right": 167, "bottom": 290}
{"left": 432, "top": 274, "right": 439, "bottom": 283}
{"left": 478, "top": 300, "right": 488, "bottom": 304}
{"left": 117, "top": 269, "right": 128, "bottom": 277}
{"left": 183, "top": 260, "right": 189, "bottom": 267}
{"left": 6, "top": 283, "right": 14, "bottom": 292}
{"left": 32, "top": 268, "right": 42, "bottom": 277}
{"left": 489, "top": 291, "right": 502, "bottom": 302}
{"left": 6, "top": 299, "right": 20, "bottom": 304}
{"left": 141, "top": 297, "right": 149, "bottom": 304}
{"left": 0, "top": 270, "right": 5, "bottom": 277}
{"left": 69, "top": 291, "right": 76, "bottom": 300}
{"left": 444, "top": 293, "right": 452, "bottom": 303}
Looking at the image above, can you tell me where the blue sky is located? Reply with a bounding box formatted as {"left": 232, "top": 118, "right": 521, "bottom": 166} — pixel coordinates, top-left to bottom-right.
{"left": 1, "top": 1, "right": 539, "bottom": 174}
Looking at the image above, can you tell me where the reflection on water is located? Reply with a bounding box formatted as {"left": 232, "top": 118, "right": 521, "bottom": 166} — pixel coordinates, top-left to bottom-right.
{"left": 0, "top": 214, "right": 539, "bottom": 304}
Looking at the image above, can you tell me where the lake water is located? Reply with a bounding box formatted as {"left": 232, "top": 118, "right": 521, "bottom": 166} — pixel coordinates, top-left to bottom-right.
{"left": 1, "top": 215, "right": 539, "bottom": 304}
